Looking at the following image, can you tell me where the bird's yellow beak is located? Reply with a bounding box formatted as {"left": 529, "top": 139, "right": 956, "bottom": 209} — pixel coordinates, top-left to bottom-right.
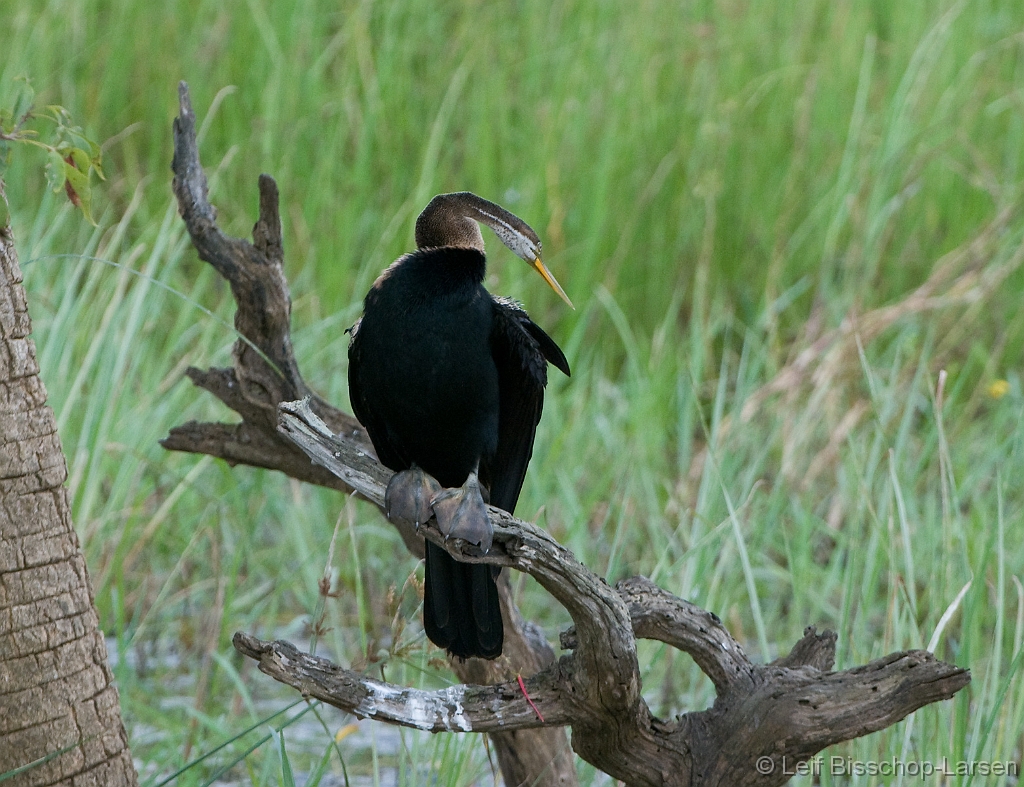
{"left": 530, "top": 257, "right": 574, "bottom": 309}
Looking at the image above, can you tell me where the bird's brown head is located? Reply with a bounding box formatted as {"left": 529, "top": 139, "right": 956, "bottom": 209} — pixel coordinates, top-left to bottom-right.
{"left": 415, "top": 192, "right": 574, "bottom": 308}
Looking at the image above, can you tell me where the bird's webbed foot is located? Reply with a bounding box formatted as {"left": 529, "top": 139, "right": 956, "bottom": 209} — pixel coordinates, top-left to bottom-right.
{"left": 430, "top": 471, "right": 492, "bottom": 555}
{"left": 385, "top": 465, "right": 442, "bottom": 529}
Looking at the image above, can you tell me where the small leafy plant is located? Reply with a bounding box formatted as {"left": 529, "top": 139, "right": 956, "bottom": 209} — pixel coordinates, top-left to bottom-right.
{"left": 0, "top": 76, "right": 104, "bottom": 225}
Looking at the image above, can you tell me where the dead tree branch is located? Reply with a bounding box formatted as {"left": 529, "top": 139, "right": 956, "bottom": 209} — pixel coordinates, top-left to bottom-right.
{"left": 164, "top": 81, "right": 970, "bottom": 786}
{"left": 261, "top": 403, "right": 970, "bottom": 785}
{"left": 165, "top": 81, "right": 577, "bottom": 787}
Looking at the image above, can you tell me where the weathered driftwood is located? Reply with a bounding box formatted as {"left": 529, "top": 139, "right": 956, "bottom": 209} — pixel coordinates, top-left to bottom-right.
{"left": 163, "top": 81, "right": 970, "bottom": 786}
{"left": 243, "top": 403, "right": 970, "bottom": 785}
{"left": 164, "top": 81, "right": 576, "bottom": 787}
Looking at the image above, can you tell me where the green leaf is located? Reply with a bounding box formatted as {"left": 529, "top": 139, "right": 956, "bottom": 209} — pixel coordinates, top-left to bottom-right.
{"left": 274, "top": 729, "right": 297, "bottom": 787}
{"left": 63, "top": 146, "right": 91, "bottom": 172}
{"left": 44, "top": 149, "right": 66, "bottom": 192}
{"left": 89, "top": 140, "right": 105, "bottom": 180}
{"left": 10, "top": 78, "right": 35, "bottom": 127}
{"left": 62, "top": 158, "right": 95, "bottom": 223}
{"left": 45, "top": 105, "right": 71, "bottom": 125}
{"left": 0, "top": 79, "right": 102, "bottom": 221}
{"left": 62, "top": 158, "right": 89, "bottom": 193}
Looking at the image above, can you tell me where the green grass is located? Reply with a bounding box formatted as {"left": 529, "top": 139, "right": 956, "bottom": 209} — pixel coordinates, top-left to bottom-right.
{"left": 4, "top": 0, "right": 1024, "bottom": 783}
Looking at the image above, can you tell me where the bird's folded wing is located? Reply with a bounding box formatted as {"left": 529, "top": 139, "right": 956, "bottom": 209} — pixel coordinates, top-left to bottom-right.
{"left": 486, "top": 298, "right": 570, "bottom": 513}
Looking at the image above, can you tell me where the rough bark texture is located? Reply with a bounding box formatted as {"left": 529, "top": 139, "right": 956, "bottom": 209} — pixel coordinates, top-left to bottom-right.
{"left": 248, "top": 404, "right": 970, "bottom": 786}
{"left": 0, "top": 180, "right": 138, "bottom": 786}
{"left": 163, "top": 82, "right": 576, "bottom": 786}
{"left": 162, "top": 83, "right": 970, "bottom": 786}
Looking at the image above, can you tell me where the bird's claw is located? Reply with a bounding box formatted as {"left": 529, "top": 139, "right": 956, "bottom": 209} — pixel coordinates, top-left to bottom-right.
{"left": 385, "top": 466, "right": 442, "bottom": 529}
{"left": 430, "top": 472, "right": 492, "bottom": 555}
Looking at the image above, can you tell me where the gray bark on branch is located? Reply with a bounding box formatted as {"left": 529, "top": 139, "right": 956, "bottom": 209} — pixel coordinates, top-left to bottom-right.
{"left": 260, "top": 402, "right": 971, "bottom": 785}
{"left": 164, "top": 81, "right": 576, "bottom": 787}
{"left": 163, "top": 81, "right": 970, "bottom": 787}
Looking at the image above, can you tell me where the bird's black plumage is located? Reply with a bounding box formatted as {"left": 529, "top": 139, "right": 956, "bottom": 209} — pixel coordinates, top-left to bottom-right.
{"left": 348, "top": 228, "right": 569, "bottom": 659}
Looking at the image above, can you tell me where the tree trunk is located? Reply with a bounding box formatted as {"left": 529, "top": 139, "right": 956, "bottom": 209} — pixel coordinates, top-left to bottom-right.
{"left": 0, "top": 180, "right": 138, "bottom": 786}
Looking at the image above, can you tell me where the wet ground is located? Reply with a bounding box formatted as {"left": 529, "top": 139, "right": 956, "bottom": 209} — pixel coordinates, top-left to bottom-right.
{"left": 109, "top": 636, "right": 453, "bottom": 787}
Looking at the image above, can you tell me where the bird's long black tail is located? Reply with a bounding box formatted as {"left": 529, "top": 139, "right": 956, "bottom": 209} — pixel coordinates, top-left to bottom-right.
{"left": 423, "top": 540, "right": 503, "bottom": 659}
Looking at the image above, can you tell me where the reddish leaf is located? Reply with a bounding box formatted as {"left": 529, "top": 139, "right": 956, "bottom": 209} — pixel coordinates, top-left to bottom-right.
{"left": 63, "top": 153, "right": 81, "bottom": 208}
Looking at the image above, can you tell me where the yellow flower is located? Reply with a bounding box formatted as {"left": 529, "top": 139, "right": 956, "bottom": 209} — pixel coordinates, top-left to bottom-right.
{"left": 988, "top": 379, "right": 1009, "bottom": 399}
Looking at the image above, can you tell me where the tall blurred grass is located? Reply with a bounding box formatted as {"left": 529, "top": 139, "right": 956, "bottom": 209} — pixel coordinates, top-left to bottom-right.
{"left": 3, "top": 0, "right": 1024, "bottom": 784}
